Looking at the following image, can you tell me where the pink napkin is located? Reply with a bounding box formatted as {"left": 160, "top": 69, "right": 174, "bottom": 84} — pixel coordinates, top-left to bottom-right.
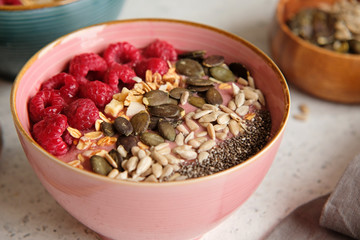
{"left": 265, "top": 154, "right": 360, "bottom": 239}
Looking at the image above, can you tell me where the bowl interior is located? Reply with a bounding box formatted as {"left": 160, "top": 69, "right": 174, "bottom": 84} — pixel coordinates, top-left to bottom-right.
{"left": 12, "top": 19, "right": 289, "bottom": 172}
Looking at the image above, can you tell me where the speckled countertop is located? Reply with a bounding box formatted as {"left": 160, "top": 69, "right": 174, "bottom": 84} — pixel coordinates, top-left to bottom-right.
{"left": 1, "top": 0, "right": 360, "bottom": 239}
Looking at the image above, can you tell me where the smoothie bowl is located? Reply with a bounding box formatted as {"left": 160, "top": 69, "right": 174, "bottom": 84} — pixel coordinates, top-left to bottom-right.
{"left": 11, "top": 19, "right": 290, "bottom": 240}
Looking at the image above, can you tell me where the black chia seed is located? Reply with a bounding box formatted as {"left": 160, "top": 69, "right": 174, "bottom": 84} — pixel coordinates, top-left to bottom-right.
{"left": 179, "top": 109, "right": 272, "bottom": 179}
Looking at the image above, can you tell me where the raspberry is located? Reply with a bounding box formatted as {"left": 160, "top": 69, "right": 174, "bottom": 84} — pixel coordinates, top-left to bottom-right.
{"left": 64, "top": 98, "right": 99, "bottom": 130}
{"left": 29, "top": 89, "right": 66, "bottom": 123}
{"left": 32, "top": 114, "right": 69, "bottom": 156}
{"left": 41, "top": 72, "right": 79, "bottom": 103}
{"left": 143, "top": 39, "right": 178, "bottom": 61}
{"left": 104, "top": 64, "right": 136, "bottom": 90}
{"left": 79, "top": 81, "right": 115, "bottom": 109}
{"left": 0, "top": 0, "right": 21, "bottom": 5}
{"left": 103, "top": 42, "right": 142, "bottom": 68}
{"left": 134, "top": 58, "right": 169, "bottom": 79}
{"left": 69, "top": 53, "right": 108, "bottom": 85}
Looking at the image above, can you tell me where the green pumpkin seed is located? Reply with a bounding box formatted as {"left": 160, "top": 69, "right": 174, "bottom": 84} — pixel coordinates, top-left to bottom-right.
{"left": 210, "top": 66, "right": 237, "bottom": 82}
{"left": 176, "top": 58, "right": 205, "bottom": 77}
{"left": 202, "top": 55, "right": 225, "bottom": 67}
{"left": 178, "top": 50, "right": 206, "bottom": 60}
{"left": 100, "top": 122, "right": 115, "bottom": 137}
{"left": 229, "top": 62, "right": 250, "bottom": 80}
{"left": 109, "top": 149, "right": 123, "bottom": 171}
{"left": 206, "top": 87, "right": 223, "bottom": 105}
{"left": 140, "top": 132, "right": 165, "bottom": 146}
{"left": 188, "top": 96, "right": 206, "bottom": 108}
{"left": 142, "top": 90, "right": 169, "bottom": 106}
{"left": 186, "top": 77, "right": 214, "bottom": 86}
{"left": 169, "top": 88, "right": 190, "bottom": 100}
{"left": 187, "top": 85, "right": 213, "bottom": 92}
{"left": 116, "top": 135, "right": 137, "bottom": 153}
{"left": 90, "top": 155, "right": 113, "bottom": 176}
{"left": 165, "top": 97, "right": 179, "bottom": 105}
{"left": 130, "top": 111, "right": 150, "bottom": 135}
{"left": 158, "top": 119, "right": 176, "bottom": 141}
{"left": 148, "top": 104, "right": 185, "bottom": 118}
{"left": 114, "top": 117, "right": 133, "bottom": 136}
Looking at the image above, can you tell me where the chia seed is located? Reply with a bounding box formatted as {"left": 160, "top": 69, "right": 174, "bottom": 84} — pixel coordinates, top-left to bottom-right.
{"left": 179, "top": 109, "right": 272, "bottom": 179}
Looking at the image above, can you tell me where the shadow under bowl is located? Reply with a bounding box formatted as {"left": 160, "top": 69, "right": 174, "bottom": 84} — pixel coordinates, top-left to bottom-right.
{"left": 270, "top": 0, "right": 360, "bottom": 103}
{"left": 11, "top": 19, "right": 290, "bottom": 240}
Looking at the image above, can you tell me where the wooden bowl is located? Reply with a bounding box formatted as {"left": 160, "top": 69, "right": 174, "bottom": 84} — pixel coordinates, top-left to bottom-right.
{"left": 270, "top": 0, "right": 360, "bottom": 103}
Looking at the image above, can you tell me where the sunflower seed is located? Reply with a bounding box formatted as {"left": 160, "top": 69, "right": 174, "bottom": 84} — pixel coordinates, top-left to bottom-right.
{"left": 236, "top": 105, "right": 250, "bottom": 116}
{"left": 107, "top": 169, "right": 120, "bottom": 179}
{"left": 152, "top": 163, "right": 163, "bottom": 178}
{"left": 217, "top": 113, "right": 230, "bottom": 125}
{"left": 199, "top": 112, "right": 218, "bottom": 123}
{"left": 165, "top": 154, "right": 182, "bottom": 164}
{"left": 136, "top": 156, "right": 152, "bottom": 176}
{"left": 213, "top": 124, "right": 227, "bottom": 132}
{"left": 184, "top": 131, "right": 195, "bottom": 144}
{"left": 151, "top": 150, "right": 168, "bottom": 166}
{"left": 227, "top": 100, "right": 236, "bottom": 111}
{"left": 198, "top": 151, "right": 209, "bottom": 163}
{"left": 243, "top": 88, "right": 259, "bottom": 101}
{"left": 229, "top": 119, "right": 240, "bottom": 136}
{"left": 144, "top": 174, "right": 158, "bottom": 182}
{"left": 232, "top": 83, "right": 241, "bottom": 95}
{"left": 160, "top": 165, "right": 174, "bottom": 179}
{"left": 188, "top": 139, "right": 201, "bottom": 148}
{"left": 127, "top": 156, "right": 139, "bottom": 173}
{"left": 116, "top": 170, "right": 128, "bottom": 180}
{"left": 207, "top": 123, "right": 216, "bottom": 140}
{"left": 196, "top": 131, "right": 208, "bottom": 137}
{"left": 176, "top": 124, "right": 190, "bottom": 135}
{"left": 215, "top": 132, "right": 228, "bottom": 140}
{"left": 185, "top": 118, "right": 199, "bottom": 131}
{"left": 235, "top": 92, "right": 245, "bottom": 107}
{"left": 198, "top": 139, "right": 216, "bottom": 152}
{"left": 180, "top": 91, "right": 190, "bottom": 105}
{"left": 193, "top": 109, "right": 213, "bottom": 119}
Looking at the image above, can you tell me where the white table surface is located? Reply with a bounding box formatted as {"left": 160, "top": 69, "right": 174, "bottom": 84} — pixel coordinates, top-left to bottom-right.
{"left": 1, "top": 0, "right": 360, "bottom": 239}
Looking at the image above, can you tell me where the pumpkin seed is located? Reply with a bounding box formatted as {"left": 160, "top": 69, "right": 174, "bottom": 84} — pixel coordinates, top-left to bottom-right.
{"left": 176, "top": 58, "right": 205, "bottom": 77}
{"left": 228, "top": 62, "right": 250, "bottom": 80}
{"left": 178, "top": 50, "right": 206, "bottom": 60}
{"left": 109, "top": 149, "right": 123, "bottom": 171}
{"left": 114, "top": 117, "right": 133, "bottom": 136}
{"left": 148, "top": 104, "right": 185, "bottom": 118}
{"left": 210, "top": 66, "right": 237, "bottom": 82}
{"left": 205, "top": 87, "right": 223, "bottom": 105}
{"left": 116, "top": 135, "right": 137, "bottom": 153}
{"left": 166, "top": 97, "right": 179, "bottom": 105}
{"left": 202, "top": 55, "right": 224, "bottom": 67}
{"left": 142, "top": 90, "right": 169, "bottom": 106}
{"left": 187, "top": 85, "right": 212, "bottom": 92}
{"left": 100, "top": 122, "right": 115, "bottom": 137}
{"left": 188, "top": 96, "right": 206, "bottom": 108}
{"left": 169, "top": 87, "right": 190, "bottom": 100}
{"left": 130, "top": 111, "right": 150, "bottom": 135}
{"left": 90, "top": 155, "right": 113, "bottom": 176}
{"left": 148, "top": 116, "right": 160, "bottom": 130}
{"left": 186, "top": 77, "right": 214, "bottom": 86}
{"left": 157, "top": 119, "right": 176, "bottom": 141}
{"left": 140, "top": 132, "right": 165, "bottom": 146}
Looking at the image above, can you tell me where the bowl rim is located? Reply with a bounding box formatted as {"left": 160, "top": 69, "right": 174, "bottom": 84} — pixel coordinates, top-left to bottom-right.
{"left": 276, "top": 0, "right": 360, "bottom": 60}
{"left": 10, "top": 18, "right": 291, "bottom": 187}
{"left": 0, "top": 0, "right": 77, "bottom": 11}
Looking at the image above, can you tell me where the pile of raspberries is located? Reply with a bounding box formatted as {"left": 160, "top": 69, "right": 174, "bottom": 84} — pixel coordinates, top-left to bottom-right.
{"left": 29, "top": 40, "right": 178, "bottom": 156}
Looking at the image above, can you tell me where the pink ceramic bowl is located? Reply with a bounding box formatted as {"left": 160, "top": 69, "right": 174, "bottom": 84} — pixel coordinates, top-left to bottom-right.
{"left": 10, "top": 19, "right": 290, "bottom": 240}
